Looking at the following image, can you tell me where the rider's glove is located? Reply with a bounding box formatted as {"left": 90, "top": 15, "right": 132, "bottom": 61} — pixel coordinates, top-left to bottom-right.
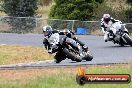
{"left": 82, "top": 45, "right": 88, "bottom": 51}
{"left": 48, "top": 49, "right": 52, "bottom": 54}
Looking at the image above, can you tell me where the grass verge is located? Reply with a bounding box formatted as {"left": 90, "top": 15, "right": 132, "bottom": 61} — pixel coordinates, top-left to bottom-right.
{"left": 0, "top": 64, "right": 131, "bottom": 88}
{"left": 0, "top": 45, "right": 53, "bottom": 65}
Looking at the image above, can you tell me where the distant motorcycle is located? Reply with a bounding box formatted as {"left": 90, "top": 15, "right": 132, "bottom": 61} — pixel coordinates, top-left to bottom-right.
{"left": 107, "top": 22, "right": 132, "bottom": 46}
{"left": 48, "top": 33, "right": 93, "bottom": 63}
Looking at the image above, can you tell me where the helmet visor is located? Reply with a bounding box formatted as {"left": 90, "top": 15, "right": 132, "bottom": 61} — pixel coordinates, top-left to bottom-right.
{"left": 43, "top": 31, "right": 49, "bottom": 36}
{"left": 104, "top": 18, "right": 110, "bottom": 23}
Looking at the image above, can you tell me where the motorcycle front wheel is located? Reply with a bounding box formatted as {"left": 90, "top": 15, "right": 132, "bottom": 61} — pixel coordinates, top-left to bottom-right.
{"left": 54, "top": 52, "right": 65, "bottom": 63}
{"left": 123, "top": 34, "right": 132, "bottom": 46}
{"left": 82, "top": 51, "right": 93, "bottom": 61}
{"left": 63, "top": 48, "right": 82, "bottom": 62}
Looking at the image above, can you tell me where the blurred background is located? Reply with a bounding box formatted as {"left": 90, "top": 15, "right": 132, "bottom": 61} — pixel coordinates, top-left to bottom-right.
{"left": 0, "top": 0, "right": 131, "bottom": 34}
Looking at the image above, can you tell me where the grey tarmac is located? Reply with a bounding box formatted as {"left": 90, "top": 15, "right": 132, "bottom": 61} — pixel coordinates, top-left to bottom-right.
{"left": 0, "top": 33, "right": 131, "bottom": 69}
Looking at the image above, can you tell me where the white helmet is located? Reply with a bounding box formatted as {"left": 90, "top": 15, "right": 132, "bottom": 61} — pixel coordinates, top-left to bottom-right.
{"left": 103, "top": 14, "right": 111, "bottom": 23}
{"left": 42, "top": 25, "right": 53, "bottom": 36}
{"left": 43, "top": 25, "right": 53, "bottom": 32}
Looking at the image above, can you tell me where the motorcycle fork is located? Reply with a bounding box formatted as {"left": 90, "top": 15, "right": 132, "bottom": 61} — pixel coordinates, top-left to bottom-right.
{"left": 122, "top": 33, "right": 128, "bottom": 44}
{"left": 65, "top": 43, "right": 79, "bottom": 54}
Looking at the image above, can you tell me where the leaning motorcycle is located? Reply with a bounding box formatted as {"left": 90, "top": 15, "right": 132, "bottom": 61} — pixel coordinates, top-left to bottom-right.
{"left": 107, "top": 22, "right": 132, "bottom": 46}
{"left": 48, "top": 33, "right": 93, "bottom": 63}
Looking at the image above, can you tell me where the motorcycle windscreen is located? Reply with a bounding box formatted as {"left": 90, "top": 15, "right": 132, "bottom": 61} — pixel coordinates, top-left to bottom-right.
{"left": 110, "top": 22, "right": 122, "bottom": 34}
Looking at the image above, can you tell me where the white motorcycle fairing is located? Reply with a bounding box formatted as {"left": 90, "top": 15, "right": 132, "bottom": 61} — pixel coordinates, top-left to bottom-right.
{"left": 110, "top": 22, "right": 122, "bottom": 34}
{"left": 48, "top": 33, "right": 59, "bottom": 45}
{"left": 109, "top": 22, "right": 124, "bottom": 43}
{"left": 108, "top": 22, "right": 132, "bottom": 46}
{"left": 48, "top": 33, "right": 60, "bottom": 52}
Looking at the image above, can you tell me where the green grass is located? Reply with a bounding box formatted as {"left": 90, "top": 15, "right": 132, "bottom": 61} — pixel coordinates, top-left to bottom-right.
{"left": 24, "top": 74, "right": 132, "bottom": 88}
{"left": 0, "top": 65, "right": 131, "bottom": 88}
{"left": 86, "top": 66, "right": 132, "bottom": 74}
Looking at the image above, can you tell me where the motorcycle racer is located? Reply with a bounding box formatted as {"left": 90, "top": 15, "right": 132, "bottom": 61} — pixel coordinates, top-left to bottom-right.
{"left": 42, "top": 25, "right": 82, "bottom": 54}
{"left": 101, "top": 14, "right": 128, "bottom": 42}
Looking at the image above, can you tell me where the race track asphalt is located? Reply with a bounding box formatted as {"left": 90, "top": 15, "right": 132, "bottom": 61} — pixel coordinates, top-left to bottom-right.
{"left": 0, "top": 33, "right": 132, "bottom": 67}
